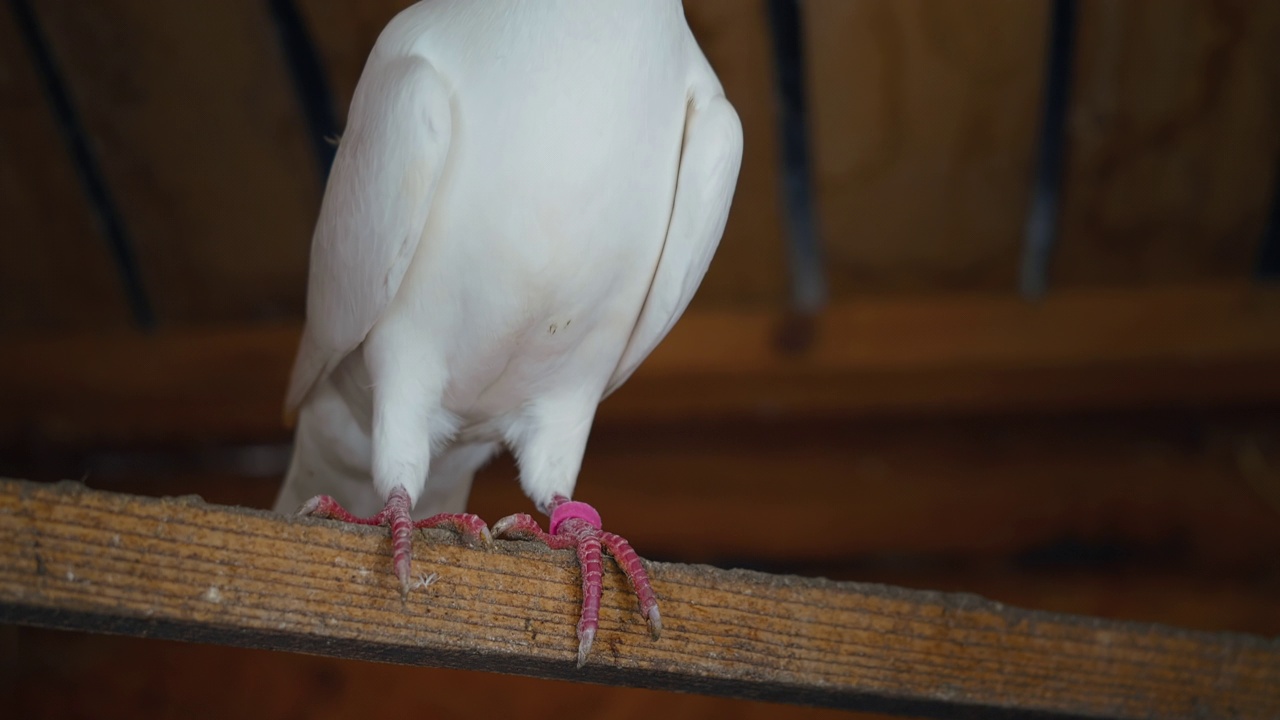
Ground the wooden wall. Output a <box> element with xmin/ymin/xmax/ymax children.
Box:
<box><xmin>1</xmin><ymin>0</ymin><xmax>1275</xmax><ymax>332</ymax></box>
<box><xmin>1056</xmin><ymin>0</ymin><xmax>1280</xmax><ymax>287</ymax></box>
<box><xmin>0</xmin><ymin>6</ymin><xmax>129</xmax><ymax>330</ymax></box>
<box><xmin>803</xmin><ymin>0</ymin><xmax>1049</xmax><ymax>294</ymax></box>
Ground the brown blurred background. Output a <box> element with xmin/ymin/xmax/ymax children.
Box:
<box><xmin>2</xmin><ymin>0</ymin><xmax>1279</xmax><ymax>718</ymax></box>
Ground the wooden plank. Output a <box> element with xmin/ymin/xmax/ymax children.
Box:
<box><xmin>29</xmin><ymin>413</ymin><xmax>1277</xmax><ymax>656</ymax></box>
<box><xmin>802</xmin><ymin>0</ymin><xmax>1049</xmax><ymax>296</ymax></box>
<box><xmin>2</xmin><ymin>479</ymin><xmax>1277</xmax><ymax>718</ymax></box>
<box><xmin>866</xmin><ymin>568</ymin><xmax>1280</xmax><ymax>641</ymax></box>
<box><xmin>1</xmin><ymin>284</ymin><xmax>1277</xmax><ymax>447</ymax></box>
<box><xmin>28</xmin><ymin>0</ymin><xmax>320</xmax><ymax>324</ymax></box>
<box><xmin>0</xmin><ymin>6</ymin><xmax>130</xmax><ymax>331</ymax></box>
<box><xmin>10</xmin><ymin>567</ymin><xmax>1280</xmax><ymax>720</ymax></box>
<box><xmin>49</xmin><ymin>410</ymin><xmax>1280</xmax><ymax>581</ymax></box>
<box><xmin>1056</xmin><ymin>0</ymin><xmax>1280</xmax><ymax>287</ymax></box>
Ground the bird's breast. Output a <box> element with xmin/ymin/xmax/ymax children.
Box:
<box><xmin>365</xmin><ymin>0</ymin><xmax>696</xmax><ymax>431</ymax></box>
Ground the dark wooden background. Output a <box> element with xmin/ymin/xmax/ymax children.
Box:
<box><xmin>2</xmin><ymin>1</ymin><xmax>1279</xmax><ymax>718</ymax></box>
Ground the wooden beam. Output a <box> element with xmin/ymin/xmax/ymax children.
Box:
<box><xmin>3</xmin><ymin>284</ymin><xmax>1280</xmax><ymax>447</ymax></box>
<box><xmin>19</xmin><ymin>411</ymin><xmax>1280</xmax><ymax>641</ymax></box>
<box><xmin>56</xmin><ymin>411</ymin><xmax>1280</xmax><ymax>575</ymax></box>
<box><xmin>2</xmin><ymin>479</ymin><xmax>1277</xmax><ymax>719</ymax></box>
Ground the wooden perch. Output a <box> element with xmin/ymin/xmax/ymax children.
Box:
<box><xmin>1</xmin><ymin>479</ymin><xmax>1276</xmax><ymax>719</ymax></box>
<box><xmin>4</xmin><ymin>284</ymin><xmax>1280</xmax><ymax>447</ymax></box>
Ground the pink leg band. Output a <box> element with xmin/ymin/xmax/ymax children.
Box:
<box><xmin>549</xmin><ymin>500</ymin><xmax>602</xmax><ymax>534</ymax></box>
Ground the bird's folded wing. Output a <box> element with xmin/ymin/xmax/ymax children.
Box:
<box><xmin>285</xmin><ymin>55</ymin><xmax>453</xmax><ymax>415</ymax></box>
<box><xmin>604</xmin><ymin>92</ymin><xmax>744</xmax><ymax>397</ymax></box>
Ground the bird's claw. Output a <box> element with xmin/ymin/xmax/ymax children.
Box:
<box><xmin>491</xmin><ymin>513</ymin><xmax>519</xmax><ymax>538</ymax></box>
<box><xmin>394</xmin><ymin>554</ymin><xmax>413</xmax><ymax>599</ymax></box>
<box><xmin>647</xmin><ymin>604</ymin><xmax>662</xmax><ymax>640</ymax></box>
<box><xmin>414</xmin><ymin>511</ymin><xmax>493</xmax><ymax>549</ymax></box>
<box><xmin>491</xmin><ymin>513</ymin><xmax>552</xmax><ymax>543</ymax></box>
<box><xmin>577</xmin><ymin>626</ymin><xmax>596</xmax><ymax>669</ymax></box>
<box><xmin>495</xmin><ymin>501</ymin><xmax>659</xmax><ymax>666</ymax></box>
<box><xmin>298</xmin><ymin>487</ymin><xmax>491</xmax><ymax>600</ymax></box>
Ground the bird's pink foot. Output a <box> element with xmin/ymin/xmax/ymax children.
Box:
<box><xmin>493</xmin><ymin>497</ymin><xmax>660</xmax><ymax>667</ymax></box>
<box><xmin>300</xmin><ymin>486</ymin><xmax>492</xmax><ymax>598</ymax></box>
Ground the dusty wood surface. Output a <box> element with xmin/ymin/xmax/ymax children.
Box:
<box><xmin>40</xmin><ymin>412</ymin><xmax>1280</xmax><ymax>577</ymax></box>
<box><xmin>14</xmin><ymin>412</ymin><xmax>1280</xmax><ymax>643</ymax></box>
<box><xmin>3</xmin><ymin>284</ymin><xmax>1279</xmax><ymax>446</ymax></box>
<box><xmin>1</xmin><ymin>480</ymin><xmax>1277</xmax><ymax>719</ymax></box>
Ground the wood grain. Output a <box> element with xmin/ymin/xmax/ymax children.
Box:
<box><xmin>1056</xmin><ymin>0</ymin><xmax>1280</xmax><ymax>287</ymax></box>
<box><xmin>802</xmin><ymin>0</ymin><xmax>1049</xmax><ymax>296</ymax></box>
<box><xmin>2</xmin><ymin>284</ymin><xmax>1277</xmax><ymax>447</ymax></box>
<box><xmin>2</xmin><ymin>479</ymin><xmax>1277</xmax><ymax>718</ymax></box>
<box><xmin>0</xmin><ymin>6</ymin><xmax>129</xmax><ymax>331</ymax></box>
<box><xmin>27</xmin><ymin>0</ymin><xmax>320</xmax><ymax>324</ymax></box>
<box><xmin>42</xmin><ymin>411</ymin><xmax>1280</xmax><ymax>638</ymax></box>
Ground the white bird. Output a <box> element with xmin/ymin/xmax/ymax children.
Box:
<box><xmin>273</xmin><ymin>0</ymin><xmax>742</xmax><ymax>666</ymax></box>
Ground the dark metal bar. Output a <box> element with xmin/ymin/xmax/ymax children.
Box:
<box><xmin>1019</xmin><ymin>0</ymin><xmax>1079</xmax><ymax>299</ymax></box>
<box><xmin>266</xmin><ymin>0</ymin><xmax>340</xmax><ymax>181</ymax></box>
<box><xmin>765</xmin><ymin>0</ymin><xmax>826</xmax><ymax>315</ymax></box>
<box><xmin>8</xmin><ymin>0</ymin><xmax>156</xmax><ymax>328</ymax></box>
<box><xmin>1257</xmin><ymin>160</ymin><xmax>1280</xmax><ymax>280</ymax></box>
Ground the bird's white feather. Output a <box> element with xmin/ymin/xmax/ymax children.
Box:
<box><xmin>606</xmin><ymin>94</ymin><xmax>743</xmax><ymax>396</ymax></box>
<box><xmin>276</xmin><ymin>0</ymin><xmax>741</xmax><ymax>516</ymax></box>
<box><xmin>285</xmin><ymin>53</ymin><xmax>452</xmax><ymax>413</ymax></box>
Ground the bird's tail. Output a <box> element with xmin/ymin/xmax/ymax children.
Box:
<box><xmin>273</xmin><ymin>370</ymin><xmax>384</xmax><ymax>517</ymax></box>
<box><xmin>273</xmin><ymin>358</ymin><xmax>500</xmax><ymax>519</ymax></box>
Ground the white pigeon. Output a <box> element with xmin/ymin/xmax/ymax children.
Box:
<box><xmin>273</xmin><ymin>0</ymin><xmax>742</xmax><ymax>666</ymax></box>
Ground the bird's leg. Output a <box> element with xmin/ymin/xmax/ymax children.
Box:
<box><xmin>300</xmin><ymin>485</ymin><xmax>491</xmax><ymax>598</ymax></box>
<box><xmin>493</xmin><ymin>496</ymin><xmax>660</xmax><ymax>666</ymax></box>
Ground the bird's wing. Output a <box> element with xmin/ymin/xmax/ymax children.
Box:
<box><xmin>604</xmin><ymin>90</ymin><xmax>743</xmax><ymax>397</ymax></box>
<box><xmin>285</xmin><ymin>55</ymin><xmax>452</xmax><ymax>416</ymax></box>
